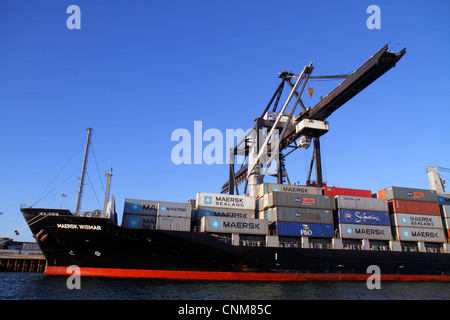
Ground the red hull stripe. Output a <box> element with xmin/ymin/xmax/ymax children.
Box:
<box><xmin>46</xmin><ymin>266</ymin><xmax>450</xmax><ymax>282</ymax></box>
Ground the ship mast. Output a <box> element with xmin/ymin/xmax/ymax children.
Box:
<box><xmin>103</xmin><ymin>168</ymin><xmax>113</xmax><ymax>214</ymax></box>
<box><xmin>75</xmin><ymin>127</ymin><xmax>92</xmax><ymax>215</ymax></box>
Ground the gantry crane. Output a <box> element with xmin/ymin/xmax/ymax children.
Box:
<box><xmin>222</xmin><ymin>44</ymin><xmax>406</xmax><ymax>197</ymax></box>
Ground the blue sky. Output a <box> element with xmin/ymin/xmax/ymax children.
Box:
<box><xmin>1</xmin><ymin>0</ymin><xmax>449</xmax><ymax>242</ymax></box>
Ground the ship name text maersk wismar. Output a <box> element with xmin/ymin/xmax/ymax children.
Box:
<box><xmin>20</xmin><ymin>45</ymin><xmax>450</xmax><ymax>281</ymax></box>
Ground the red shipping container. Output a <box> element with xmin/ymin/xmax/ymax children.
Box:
<box><xmin>322</xmin><ymin>187</ymin><xmax>372</xmax><ymax>198</ymax></box>
<box><xmin>388</xmin><ymin>199</ymin><xmax>440</xmax><ymax>216</ymax></box>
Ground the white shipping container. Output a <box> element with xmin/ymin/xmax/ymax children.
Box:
<box><xmin>201</xmin><ymin>216</ymin><xmax>268</xmax><ymax>235</ymax></box>
<box><xmin>157</xmin><ymin>201</ymin><xmax>192</xmax><ymax>218</ymax></box>
<box><xmin>390</xmin><ymin>213</ymin><xmax>443</xmax><ymax>229</ymax></box>
<box><xmin>336</xmin><ymin>195</ymin><xmax>388</xmax><ymax>212</ymax></box>
<box><xmin>339</xmin><ymin>224</ymin><xmax>392</xmax><ymax>240</ymax></box>
<box><xmin>196</xmin><ymin>192</ymin><xmax>255</xmax><ymax>210</ymax></box>
<box><xmin>394</xmin><ymin>227</ymin><xmax>445</xmax><ymax>243</ymax></box>
<box><xmin>157</xmin><ymin>216</ymin><xmax>191</xmax><ymax>232</ymax></box>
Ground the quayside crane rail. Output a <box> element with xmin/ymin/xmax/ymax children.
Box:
<box><xmin>222</xmin><ymin>44</ymin><xmax>406</xmax><ymax>197</ymax></box>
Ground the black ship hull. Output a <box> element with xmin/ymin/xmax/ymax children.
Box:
<box><xmin>22</xmin><ymin>208</ymin><xmax>450</xmax><ymax>281</ymax></box>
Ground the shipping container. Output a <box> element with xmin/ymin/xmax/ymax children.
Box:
<box><xmin>440</xmin><ymin>205</ymin><xmax>450</xmax><ymax>219</ymax></box>
<box><xmin>124</xmin><ymin>198</ymin><xmax>158</xmax><ymax>215</ymax></box>
<box><xmin>390</xmin><ymin>213</ymin><xmax>443</xmax><ymax>229</ymax></box>
<box><xmin>196</xmin><ymin>192</ymin><xmax>255</xmax><ymax>210</ymax></box>
<box><xmin>157</xmin><ymin>216</ymin><xmax>191</xmax><ymax>232</ymax></box>
<box><xmin>393</xmin><ymin>226</ymin><xmax>445</xmax><ymax>243</ymax></box>
<box><xmin>122</xmin><ymin>214</ymin><xmax>157</xmax><ymax>229</ymax></box>
<box><xmin>377</xmin><ymin>186</ymin><xmax>438</xmax><ymax>203</ymax></box>
<box><xmin>258</xmin><ymin>210</ymin><xmax>267</xmax><ymax>220</ymax></box>
<box><xmin>200</xmin><ymin>216</ymin><xmax>268</xmax><ymax>235</ymax></box>
<box><xmin>257</xmin><ymin>183</ymin><xmax>320</xmax><ymax>197</ymax></box>
<box><xmin>438</xmin><ymin>195</ymin><xmax>450</xmax><ymax>205</ymax></box>
<box><xmin>442</xmin><ymin>217</ymin><xmax>450</xmax><ymax>230</ymax></box>
<box><xmin>194</xmin><ymin>206</ymin><xmax>255</xmax><ymax>221</ymax></box>
<box><xmin>157</xmin><ymin>201</ymin><xmax>192</xmax><ymax>218</ymax></box>
<box><xmin>335</xmin><ymin>195</ymin><xmax>388</xmax><ymax>212</ymax></box>
<box><xmin>273</xmin><ymin>222</ymin><xmax>333</xmax><ymax>238</ymax></box>
<box><xmin>322</xmin><ymin>187</ymin><xmax>372</xmax><ymax>198</ymax></box>
<box><xmin>388</xmin><ymin>200</ymin><xmax>441</xmax><ymax>216</ymax></box>
<box><xmin>263</xmin><ymin>192</ymin><xmax>333</xmax><ymax>210</ymax></box>
<box><xmin>266</xmin><ymin>206</ymin><xmax>333</xmax><ymax>224</ymax></box>
<box><xmin>124</xmin><ymin>198</ymin><xmax>191</xmax><ymax>217</ymax></box>
<box><xmin>336</xmin><ymin>209</ymin><xmax>390</xmax><ymax>226</ymax></box>
<box><xmin>339</xmin><ymin>224</ymin><xmax>392</xmax><ymax>240</ymax></box>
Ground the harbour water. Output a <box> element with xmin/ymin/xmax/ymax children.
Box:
<box><xmin>1</xmin><ymin>272</ymin><xmax>449</xmax><ymax>300</ymax></box>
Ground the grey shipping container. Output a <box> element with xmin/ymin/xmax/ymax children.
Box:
<box><xmin>194</xmin><ymin>206</ymin><xmax>255</xmax><ymax>221</ymax></box>
<box><xmin>157</xmin><ymin>201</ymin><xmax>192</xmax><ymax>218</ymax></box>
<box><xmin>263</xmin><ymin>192</ymin><xmax>333</xmax><ymax>210</ymax></box>
<box><xmin>394</xmin><ymin>226</ymin><xmax>445</xmax><ymax>243</ymax></box>
<box><xmin>124</xmin><ymin>198</ymin><xmax>158</xmax><ymax>215</ymax></box>
<box><xmin>339</xmin><ymin>224</ymin><xmax>392</xmax><ymax>240</ymax></box>
<box><xmin>157</xmin><ymin>216</ymin><xmax>191</xmax><ymax>232</ymax></box>
<box><xmin>390</xmin><ymin>213</ymin><xmax>443</xmax><ymax>229</ymax></box>
<box><xmin>379</xmin><ymin>187</ymin><xmax>438</xmax><ymax>203</ymax></box>
<box><xmin>124</xmin><ymin>198</ymin><xmax>191</xmax><ymax>217</ymax></box>
<box><xmin>122</xmin><ymin>213</ymin><xmax>157</xmax><ymax>229</ymax></box>
<box><xmin>257</xmin><ymin>183</ymin><xmax>320</xmax><ymax>197</ymax></box>
<box><xmin>336</xmin><ymin>195</ymin><xmax>388</xmax><ymax>212</ymax></box>
<box><xmin>266</xmin><ymin>206</ymin><xmax>333</xmax><ymax>224</ymax></box>
<box><xmin>201</xmin><ymin>216</ymin><xmax>268</xmax><ymax>235</ymax></box>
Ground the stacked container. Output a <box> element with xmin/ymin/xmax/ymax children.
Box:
<box><xmin>195</xmin><ymin>192</ymin><xmax>264</xmax><ymax>235</ymax></box>
<box><xmin>194</xmin><ymin>192</ymin><xmax>255</xmax><ymax>222</ymax></box>
<box><xmin>377</xmin><ymin>187</ymin><xmax>445</xmax><ymax>243</ymax></box>
<box><xmin>260</xmin><ymin>188</ymin><xmax>334</xmax><ymax>239</ymax></box>
<box><xmin>122</xmin><ymin>198</ymin><xmax>192</xmax><ymax>231</ymax></box>
<box><xmin>335</xmin><ymin>195</ymin><xmax>391</xmax><ymax>241</ymax></box>
<box><xmin>256</xmin><ymin>183</ymin><xmax>320</xmax><ymax>219</ymax></box>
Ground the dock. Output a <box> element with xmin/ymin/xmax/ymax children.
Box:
<box><xmin>0</xmin><ymin>253</ymin><xmax>46</xmax><ymax>273</ymax></box>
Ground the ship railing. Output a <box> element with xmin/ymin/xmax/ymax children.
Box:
<box><xmin>343</xmin><ymin>244</ymin><xmax>363</xmax><ymax>250</ymax></box>
<box><xmin>402</xmin><ymin>246</ymin><xmax>418</xmax><ymax>253</ymax></box>
<box><xmin>280</xmin><ymin>241</ymin><xmax>300</xmax><ymax>248</ymax></box>
<box><xmin>239</xmin><ymin>240</ymin><xmax>266</xmax><ymax>247</ymax></box>
<box><xmin>369</xmin><ymin>245</ymin><xmax>390</xmax><ymax>251</ymax></box>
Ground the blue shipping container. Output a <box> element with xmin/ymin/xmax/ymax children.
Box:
<box><xmin>337</xmin><ymin>209</ymin><xmax>390</xmax><ymax>226</ymax></box>
<box><xmin>438</xmin><ymin>195</ymin><xmax>450</xmax><ymax>205</ymax></box>
<box><xmin>275</xmin><ymin>222</ymin><xmax>333</xmax><ymax>238</ymax></box>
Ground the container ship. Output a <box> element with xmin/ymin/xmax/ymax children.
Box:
<box><xmin>21</xmin><ymin>44</ymin><xmax>450</xmax><ymax>281</ymax></box>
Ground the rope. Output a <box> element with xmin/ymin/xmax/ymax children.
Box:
<box><xmin>32</xmin><ymin>168</ymin><xmax>79</xmax><ymax>207</ymax></box>
<box><xmin>90</xmin><ymin>142</ymin><xmax>106</xmax><ymax>197</ymax></box>
<box><xmin>87</xmin><ymin>172</ymin><xmax>102</xmax><ymax>210</ymax></box>
<box><xmin>0</xmin><ymin>214</ymin><xmax>48</xmax><ymax>244</ymax></box>
<box><xmin>32</xmin><ymin>141</ymin><xmax>84</xmax><ymax>207</ymax></box>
